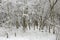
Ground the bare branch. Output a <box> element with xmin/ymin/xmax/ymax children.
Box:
<box><xmin>51</xmin><ymin>0</ymin><xmax>58</xmax><ymax>10</ymax></box>
<box><xmin>49</xmin><ymin>0</ymin><xmax>58</xmax><ymax>10</ymax></box>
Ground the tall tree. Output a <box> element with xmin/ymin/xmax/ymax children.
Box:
<box><xmin>49</xmin><ymin>0</ymin><xmax>58</xmax><ymax>34</ymax></box>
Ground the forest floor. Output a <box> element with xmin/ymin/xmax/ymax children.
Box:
<box><xmin>0</xmin><ymin>27</ymin><xmax>56</xmax><ymax>40</ymax></box>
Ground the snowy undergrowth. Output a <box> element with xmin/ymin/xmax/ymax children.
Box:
<box><xmin>0</xmin><ymin>27</ymin><xmax>56</xmax><ymax>40</ymax></box>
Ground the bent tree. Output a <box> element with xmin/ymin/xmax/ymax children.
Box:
<box><xmin>49</xmin><ymin>0</ymin><xmax>58</xmax><ymax>34</ymax></box>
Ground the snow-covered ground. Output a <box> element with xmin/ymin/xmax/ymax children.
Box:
<box><xmin>0</xmin><ymin>27</ymin><xmax>56</xmax><ymax>40</ymax></box>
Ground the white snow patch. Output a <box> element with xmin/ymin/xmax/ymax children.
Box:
<box><xmin>0</xmin><ymin>27</ymin><xmax>56</xmax><ymax>40</ymax></box>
